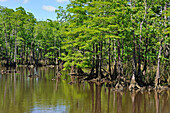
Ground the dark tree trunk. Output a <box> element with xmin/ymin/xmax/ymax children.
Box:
<box><xmin>44</xmin><ymin>48</ymin><xmax>47</xmax><ymax>65</ymax></box>
<box><xmin>118</xmin><ymin>39</ymin><xmax>121</xmax><ymax>77</ymax></box>
<box><xmin>4</xmin><ymin>24</ymin><xmax>9</xmax><ymax>65</ymax></box>
<box><xmin>113</xmin><ymin>40</ymin><xmax>117</xmax><ymax>80</ymax></box>
<box><xmin>26</xmin><ymin>46</ymin><xmax>28</xmax><ymax>64</ymax></box>
<box><xmin>23</xmin><ymin>43</ymin><xmax>25</xmax><ymax>64</ymax></box>
<box><xmin>96</xmin><ymin>44</ymin><xmax>99</xmax><ymax>78</ymax></box>
<box><xmin>138</xmin><ymin>27</ymin><xmax>142</xmax><ymax>78</ymax></box>
<box><xmin>58</xmin><ymin>40</ymin><xmax>61</xmax><ymax>60</ymax></box>
<box><xmin>129</xmin><ymin>29</ymin><xmax>141</xmax><ymax>90</ymax></box>
<box><xmin>33</xmin><ymin>43</ymin><xmax>35</xmax><ymax>64</ymax></box>
<box><xmin>132</xmin><ymin>30</ymin><xmax>136</xmax><ymax>80</ymax></box>
<box><xmin>90</xmin><ymin>43</ymin><xmax>95</xmax><ymax>78</ymax></box>
<box><xmin>10</xmin><ymin>30</ymin><xmax>14</xmax><ymax>63</ymax></box>
<box><xmin>138</xmin><ymin>0</ymin><xmax>147</xmax><ymax>82</ymax></box>
<box><xmin>108</xmin><ymin>38</ymin><xmax>111</xmax><ymax>78</ymax></box>
<box><xmin>14</xmin><ymin>28</ymin><xmax>17</xmax><ymax>66</ymax></box>
<box><xmin>121</xmin><ymin>39</ymin><xmax>124</xmax><ymax>76</ymax></box>
<box><xmin>30</xmin><ymin>41</ymin><xmax>33</xmax><ymax>65</ymax></box>
<box><xmin>142</xmin><ymin>37</ymin><xmax>148</xmax><ymax>76</ymax></box>
<box><xmin>95</xmin><ymin>84</ymin><xmax>101</xmax><ymax>113</ymax></box>
<box><xmin>99</xmin><ymin>41</ymin><xmax>104</xmax><ymax>78</ymax></box>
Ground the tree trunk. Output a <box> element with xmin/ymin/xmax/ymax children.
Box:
<box><xmin>90</xmin><ymin>43</ymin><xmax>95</xmax><ymax>78</ymax></box>
<box><xmin>33</xmin><ymin>43</ymin><xmax>35</xmax><ymax>64</ymax></box>
<box><xmin>117</xmin><ymin>39</ymin><xmax>121</xmax><ymax>77</ymax></box>
<box><xmin>108</xmin><ymin>38</ymin><xmax>111</xmax><ymax>78</ymax></box>
<box><xmin>155</xmin><ymin>1</ymin><xmax>167</xmax><ymax>88</ymax></box>
<box><xmin>155</xmin><ymin>39</ymin><xmax>163</xmax><ymax>88</ymax></box>
<box><xmin>23</xmin><ymin>43</ymin><xmax>25</xmax><ymax>64</ymax></box>
<box><xmin>121</xmin><ymin>39</ymin><xmax>124</xmax><ymax>76</ymax></box>
<box><xmin>113</xmin><ymin>40</ymin><xmax>117</xmax><ymax>80</ymax></box>
<box><xmin>138</xmin><ymin>0</ymin><xmax>147</xmax><ymax>81</ymax></box>
<box><xmin>129</xmin><ymin>0</ymin><xmax>141</xmax><ymax>90</ymax></box>
<box><xmin>99</xmin><ymin>41</ymin><xmax>104</xmax><ymax>78</ymax></box>
<box><xmin>3</xmin><ymin>24</ymin><xmax>9</xmax><ymax>65</ymax></box>
<box><xmin>155</xmin><ymin>37</ymin><xmax>163</xmax><ymax>88</ymax></box>
<box><xmin>59</xmin><ymin>40</ymin><xmax>61</xmax><ymax>58</ymax></box>
<box><xmin>132</xmin><ymin>30</ymin><xmax>136</xmax><ymax>80</ymax></box>
<box><xmin>129</xmin><ymin>29</ymin><xmax>141</xmax><ymax>90</ymax></box>
<box><xmin>96</xmin><ymin>44</ymin><xmax>99</xmax><ymax>78</ymax></box>
<box><xmin>14</xmin><ymin>28</ymin><xmax>17</xmax><ymax>66</ymax></box>
<box><xmin>142</xmin><ymin>37</ymin><xmax>148</xmax><ymax>76</ymax></box>
<box><xmin>30</xmin><ymin>41</ymin><xmax>33</xmax><ymax>65</ymax></box>
<box><xmin>26</xmin><ymin>46</ymin><xmax>28</xmax><ymax>64</ymax></box>
<box><xmin>163</xmin><ymin>2</ymin><xmax>168</xmax><ymax>82</ymax></box>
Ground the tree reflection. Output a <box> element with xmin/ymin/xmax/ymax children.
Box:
<box><xmin>95</xmin><ymin>84</ymin><xmax>101</xmax><ymax>113</ymax></box>
<box><xmin>154</xmin><ymin>91</ymin><xmax>160</xmax><ymax>113</ymax></box>
<box><xmin>89</xmin><ymin>82</ymin><xmax>94</xmax><ymax>113</ymax></box>
<box><xmin>107</xmin><ymin>87</ymin><xmax>110</xmax><ymax>113</ymax></box>
<box><xmin>130</xmin><ymin>90</ymin><xmax>140</xmax><ymax>113</ymax></box>
<box><xmin>117</xmin><ymin>92</ymin><xmax>122</xmax><ymax>113</ymax></box>
<box><xmin>0</xmin><ymin>67</ymin><xmax>170</xmax><ymax>113</ymax></box>
<box><xmin>55</xmin><ymin>75</ymin><xmax>60</xmax><ymax>91</ymax></box>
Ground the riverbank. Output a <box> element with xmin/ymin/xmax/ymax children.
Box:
<box><xmin>0</xmin><ymin>65</ymin><xmax>169</xmax><ymax>92</ymax></box>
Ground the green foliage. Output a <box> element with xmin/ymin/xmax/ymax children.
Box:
<box><xmin>0</xmin><ymin>0</ymin><xmax>169</xmax><ymax>83</ymax></box>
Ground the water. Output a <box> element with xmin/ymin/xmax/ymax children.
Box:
<box><xmin>0</xmin><ymin>67</ymin><xmax>169</xmax><ymax>113</ymax></box>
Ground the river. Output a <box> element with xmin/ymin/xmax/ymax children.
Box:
<box><xmin>0</xmin><ymin>67</ymin><xmax>169</xmax><ymax>113</ymax></box>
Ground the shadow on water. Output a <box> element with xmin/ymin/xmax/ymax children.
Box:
<box><xmin>0</xmin><ymin>67</ymin><xmax>169</xmax><ymax>113</ymax></box>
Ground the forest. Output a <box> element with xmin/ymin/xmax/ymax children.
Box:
<box><xmin>0</xmin><ymin>0</ymin><xmax>169</xmax><ymax>90</ymax></box>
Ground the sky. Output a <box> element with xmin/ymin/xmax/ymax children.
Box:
<box><xmin>0</xmin><ymin>0</ymin><xmax>70</xmax><ymax>21</ymax></box>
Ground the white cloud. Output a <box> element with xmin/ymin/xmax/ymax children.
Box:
<box><xmin>42</xmin><ymin>5</ymin><xmax>56</xmax><ymax>12</ymax></box>
<box><xmin>0</xmin><ymin>0</ymin><xmax>7</xmax><ymax>2</ymax></box>
<box><xmin>56</xmin><ymin>0</ymin><xmax>69</xmax><ymax>3</ymax></box>
<box><xmin>23</xmin><ymin>0</ymin><xmax>29</xmax><ymax>4</ymax></box>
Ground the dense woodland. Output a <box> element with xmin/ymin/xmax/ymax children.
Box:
<box><xmin>0</xmin><ymin>0</ymin><xmax>169</xmax><ymax>89</ymax></box>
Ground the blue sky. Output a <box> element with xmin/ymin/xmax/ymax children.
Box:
<box><xmin>0</xmin><ymin>0</ymin><xmax>70</xmax><ymax>21</ymax></box>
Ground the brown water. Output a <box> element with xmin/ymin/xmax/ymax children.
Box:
<box><xmin>0</xmin><ymin>67</ymin><xmax>169</xmax><ymax>113</ymax></box>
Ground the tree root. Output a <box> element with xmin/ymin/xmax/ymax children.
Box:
<box><xmin>115</xmin><ymin>82</ymin><xmax>123</xmax><ymax>90</ymax></box>
<box><xmin>129</xmin><ymin>74</ymin><xmax>141</xmax><ymax>91</ymax></box>
<box><xmin>113</xmin><ymin>75</ymin><xmax>127</xmax><ymax>90</ymax></box>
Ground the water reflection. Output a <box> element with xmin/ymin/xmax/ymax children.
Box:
<box><xmin>155</xmin><ymin>91</ymin><xmax>160</xmax><ymax>113</ymax></box>
<box><xmin>107</xmin><ymin>87</ymin><xmax>110</xmax><ymax>113</ymax></box>
<box><xmin>89</xmin><ymin>83</ymin><xmax>94</xmax><ymax>113</ymax></box>
<box><xmin>95</xmin><ymin>84</ymin><xmax>101</xmax><ymax>113</ymax></box>
<box><xmin>117</xmin><ymin>92</ymin><xmax>122</xmax><ymax>113</ymax></box>
<box><xmin>0</xmin><ymin>67</ymin><xmax>169</xmax><ymax>113</ymax></box>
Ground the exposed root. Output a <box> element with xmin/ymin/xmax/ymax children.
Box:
<box><xmin>115</xmin><ymin>82</ymin><xmax>123</xmax><ymax>90</ymax></box>
<box><xmin>69</xmin><ymin>67</ymin><xmax>88</xmax><ymax>76</ymax></box>
<box><xmin>129</xmin><ymin>74</ymin><xmax>141</xmax><ymax>91</ymax></box>
<box><xmin>113</xmin><ymin>75</ymin><xmax>127</xmax><ymax>90</ymax></box>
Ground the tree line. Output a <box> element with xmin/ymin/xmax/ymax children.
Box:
<box><xmin>0</xmin><ymin>0</ymin><xmax>169</xmax><ymax>88</ymax></box>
